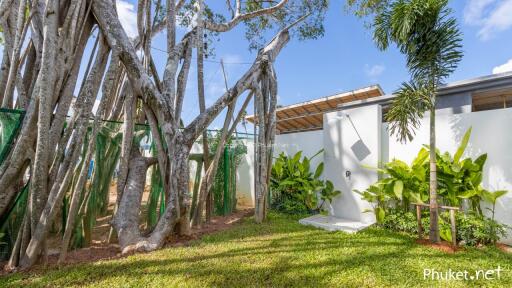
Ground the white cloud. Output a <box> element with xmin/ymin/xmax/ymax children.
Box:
<box><xmin>464</xmin><ymin>0</ymin><xmax>495</xmax><ymax>24</ymax></box>
<box><xmin>364</xmin><ymin>64</ymin><xmax>385</xmax><ymax>78</ymax></box>
<box><xmin>464</xmin><ymin>0</ymin><xmax>512</xmax><ymax>40</ymax></box>
<box><xmin>116</xmin><ymin>0</ymin><xmax>138</xmax><ymax>39</ymax></box>
<box><xmin>492</xmin><ymin>59</ymin><xmax>512</xmax><ymax>74</ymax></box>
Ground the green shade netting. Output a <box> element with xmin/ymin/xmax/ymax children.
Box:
<box><xmin>0</xmin><ymin>108</ymin><xmax>24</xmax><ymax>165</ymax></box>
<box><xmin>146</xmin><ymin>130</ymin><xmax>165</xmax><ymax>229</ymax></box>
<box><xmin>72</xmin><ymin>121</ymin><xmax>154</xmax><ymax>247</ymax></box>
<box><xmin>208</xmin><ymin>132</ymin><xmax>248</xmax><ymax>216</ymax></box>
<box><xmin>0</xmin><ymin>108</ymin><xmax>248</xmax><ymax>256</ymax></box>
<box><xmin>0</xmin><ymin>109</ymin><xmax>26</xmax><ymax>260</ymax></box>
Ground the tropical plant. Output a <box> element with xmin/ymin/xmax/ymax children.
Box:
<box><xmin>370</xmin><ymin>0</ymin><xmax>463</xmax><ymax>242</ymax></box>
<box><xmin>355</xmin><ymin>184</ymin><xmax>390</xmax><ymax>223</ymax></box>
<box><xmin>270</xmin><ymin>150</ymin><xmax>341</xmax><ymax>214</ymax></box>
<box><xmin>358</xmin><ymin>128</ymin><xmax>508</xmax><ymax>225</ymax></box>
<box><xmin>481</xmin><ymin>190</ymin><xmax>508</xmax><ymax>221</ymax></box>
<box><xmin>430</xmin><ymin>127</ymin><xmax>485</xmax><ymax>209</ymax></box>
<box><xmin>480</xmin><ymin>190</ymin><xmax>508</xmax><ymax>243</ymax></box>
<box><xmin>356</xmin><ymin>147</ymin><xmax>430</xmax><ymax>222</ymax></box>
<box><xmin>381</xmin><ymin>209</ymin><xmax>508</xmax><ymax>246</ymax></box>
<box><xmin>319</xmin><ymin>180</ymin><xmax>342</xmax><ymax>208</ymax></box>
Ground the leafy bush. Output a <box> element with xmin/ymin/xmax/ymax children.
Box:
<box><xmin>357</xmin><ymin>127</ymin><xmax>507</xmax><ymax>222</ymax></box>
<box><xmin>355</xmin><ymin>148</ymin><xmax>429</xmax><ymax>222</ymax></box>
<box><xmin>381</xmin><ymin>209</ymin><xmax>418</xmax><ymax>235</ymax></box>
<box><xmin>381</xmin><ymin>209</ymin><xmax>508</xmax><ymax>246</ymax></box>
<box><xmin>270</xmin><ymin>150</ymin><xmax>341</xmax><ymax>214</ymax></box>
<box><xmin>455</xmin><ymin>213</ymin><xmax>508</xmax><ymax>246</ymax></box>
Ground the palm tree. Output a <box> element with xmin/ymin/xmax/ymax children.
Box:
<box><xmin>372</xmin><ymin>0</ymin><xmax>463</xmax><ymax>242</ymax></box>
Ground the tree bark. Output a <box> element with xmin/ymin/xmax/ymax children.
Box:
<box><xmin>19</xmin><ymin>35</ymin><xmax>110</xmax><ymax>269</ymax></box>
<box><xmin>29</xmin><ymin>0</ymin><xmax>59</xmax><ymax>241</ymax></box>
<box><xmin>428</xmin><ymin>104</ymin><xmax>440</xmax><ymax>242</ymax></box>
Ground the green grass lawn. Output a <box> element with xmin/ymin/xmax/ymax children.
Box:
<box><xmin>2</xmin><ymin>213</ymin><xmax>511</xmax><ymax>287</ymax></box>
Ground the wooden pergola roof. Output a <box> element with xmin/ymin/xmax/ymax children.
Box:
<box><xmin>245</xmin><ymin>85</ymin><xmax>384</xmax><ymax>134</ymax></box>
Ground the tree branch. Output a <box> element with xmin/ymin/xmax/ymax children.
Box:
<box><xmin>204</xmin><ymin>0</ymin><xmax>288</xmax><ymax>32</ymax></box>
<box><xmin>182</xmin><ymin>28</ymin><xmax>290</xmax><ymax>144</ymax></box>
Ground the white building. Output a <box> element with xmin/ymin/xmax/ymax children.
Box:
<box><xmin>246</xmin><ymin>72</ymin><xmax>512</xmax><ymax>243</ymax></box>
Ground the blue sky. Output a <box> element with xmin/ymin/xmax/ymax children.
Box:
<box><xmin>116</xmin><ymin>0</ymin><xmax>512</xmax><ymax>128</ymax></box>
<box><xmin>6</xmin><ymin>1</ymin><xmax>512</xmax><ymax>129</ymax></box>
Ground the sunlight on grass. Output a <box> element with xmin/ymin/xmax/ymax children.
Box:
<box><xmin>1</xmin><ymin>213</ymin><xmax>511</xmax><ymax>287</ymax></box>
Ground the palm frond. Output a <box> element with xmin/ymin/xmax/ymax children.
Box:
<box><xmin>386</xmin><ymin>81</ymin><xmax>432</xmax><ymax>143</ymax></box>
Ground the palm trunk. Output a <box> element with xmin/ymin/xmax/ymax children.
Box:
<box><xmin>428</xmin><ymin>104</ymin><xmax>440</xmax><ymax>243</ymax></box>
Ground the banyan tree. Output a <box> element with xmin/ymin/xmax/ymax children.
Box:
<box><xmin>0</xmin><ymin>0</ymin><xmax>327</xmax><ymax>270</ymax></box>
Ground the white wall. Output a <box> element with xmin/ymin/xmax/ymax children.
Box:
<box><xmin>274</xmin><ymin>130</ymin><xmax>324</xmax><ymax>169</ymax></box>
<box><xmin>383</xmin><ymin>107</ymin><xmax>512</xmax><ymax>244</ymax></box>
<box><xmin>236</xmin><ymin>140</ymin><xmax>255</xmax><ymax>206</ymax></box>
<box><xmin>323</xmin><ymin>106</ymin><xmax>381</xmax><ymax>223</ymax></box>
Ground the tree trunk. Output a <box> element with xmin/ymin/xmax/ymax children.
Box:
<box><xmin>0</xmin><ymin>0</ymin><xmax>305</xmax><ymax>269</ymax></box>
<box><xmin>428</xmin><ymin>104</ymin><xmax>440</xmax><ymax>243</ymax></box>
<box><xmin>193</xmin><ymin>0</ymin><xmax>212</xmax><ymax>227</ymax></box>
<box><xmin>28</xmin><ymin>0</ymin><xmax>59</xmax><ymax>249</ymax></box>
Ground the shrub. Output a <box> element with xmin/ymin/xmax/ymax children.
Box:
<box><xmin>357</xmin><ymin>127</ymin><xmax>508</xmax><ymax>238</ymax></box>
<box><xmin>381</xmin><ymin>209</ymin><xmax>418</xmax><ymax>235</ymax></box>
<box><xmin>455</xmin><ymin>213</ymin><xmax>508</xmax><ymax>246</ymax></box>
<box><xmin>381</xmin><ymin>209</ymin><xmax>508</xmax><ymax>246</ymax></box>
<box><xmin>270</xmin><ymin>150</ymin><xmax>341</xmax><ymax>214</ymax></box>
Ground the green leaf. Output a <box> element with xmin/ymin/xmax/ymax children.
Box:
<box><xmin>361</xmin><ymin>164</ymin><xmax>387</xmax><ymax>173</ymax></box>
<box><xmin>375</xmin><ymin>207</ymin><xmax>385</xmax><ymax>223</ymax></box>
<box><xmin>454</xmin><ymin>127</ymin><xmax>472</xmax><ymax>163</ymax></box>
<box><xmin>314</xmin><ymin>162</ymin><xmax>324</xmax><ymax>179</ymax></box>
<box><xmin>278</xmin><ymin>180</ymin><xmax>296</xmax><ymax>187</ymax></box>
<box><xmin>474</xmin><ymin>154</ymin><xmax>487</xmax><ymax>170</ymax></box>
<box><xmin>494</xmin><ymin>190</ymin><xmax>508</xmax><ymax>199</ymax></box>
<box><xmin>470</xmin><ymin>172</ymin><xmax>483</xmax><ymax>186</ymax></box>
<box><xmin>412</xmin><ymin>147</ymin><xmax>429</xmax><ymax>167</ymax></box>
<box><xmin>409</xmin><ymin>192</ymin><xmax>423</xmax><ymax>204</ymax></box>
<box><xmin>481</xmin><ymin>190</ymin><xmax>508</xmax><ymax>204</ymax></box>
<box><xmin>440</xmin><ymin>226</ymin><xmax>452</xmax><ymax>243</ymax></box>
<box><xmin>457</xmin><ymin>190</ymin><xmax>477</xmax><ymax>199</ymax></box>
<box><xmin>393</xmin><ymin>180</ymin><xmax>403</xmax><ymax>199</ymax></box>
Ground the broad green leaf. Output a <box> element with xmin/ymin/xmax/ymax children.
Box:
<box><xmin>470</xmin><ymin>172</ymin><xmax>482</xmax><ymax>186</ymax></box>
<box><xmin>454</xmin><ymin>127</ymin><xmax>472</xmax><ymax>163</ymax></box>
<box><xmin>482</xmin><ymin>190</ymin><xmax>508</xmax><ymax>204</ymax></box>
<box><xmin>361</xmin><ymin>164</ymin><xmax>386</xmax><ymax>173</ymax></box>
<box><xmin>438</xmin><ymin>217</ymin><xmax>452</xmax><ymax>243</ymax></box>
<box><xmin>325</xmin><ymin>180</ymin><xmax>334</xmax><ymax>191</ymax></box>
<box><xmin>458</xmin><ymin>190</ymin><xmax>477</xmax><ymax>199</ymax></box>
<box><xmin>292</xmin><ymin>151</ymin><xmax>302</xmax><ymax>163</ymax></box>
<box><xmin>494</xmin><ymin>190</ymin><xmax>508</xmax><ymax>199</ymax></box>
<box><xmin>409</xmin><ymin>192</ymin><xmax>423</xmax><ymax>204</ymax></box>
<box><xmin>314</xmin><ymin>162</ymin><xmax>324</xmax><ymax>179</ymax></box>
<box><xmin>474</xmin><ymin>154</ymin><xmax>487</xmax><ymax>170</ymax></box>
<box><xmin>412</xmin><ymin>147</ymin><xmax>429</xmax><ymax>167</ymax></box>
<box><xmin>440</xmin><ymin>226</ymin><xmax>452</xmax><ymax>243</ymax></box>
<box><xmin>393</xmin><ymin>180</ymin><xmax>403</xmax><ymax>199</ymax></box>
<box><xmin>375</xmin><ymin>207</ymin><xmax>385</xmax><ymax>223</ymax></box>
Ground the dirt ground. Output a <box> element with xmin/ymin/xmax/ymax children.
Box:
<box><xmin>41</xmin><ymin>208</ymin><xmax>254</xmax><ymax>268</ymax></box>
<box><xmin>1</xmin><ymin>182</ymin><xmax>254</xmax><ymax>273</ymax></box>
<box><xmin>415</xmin><ymin>239</ymin><xmax>460</xmax><ymax>253</ymax></box>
